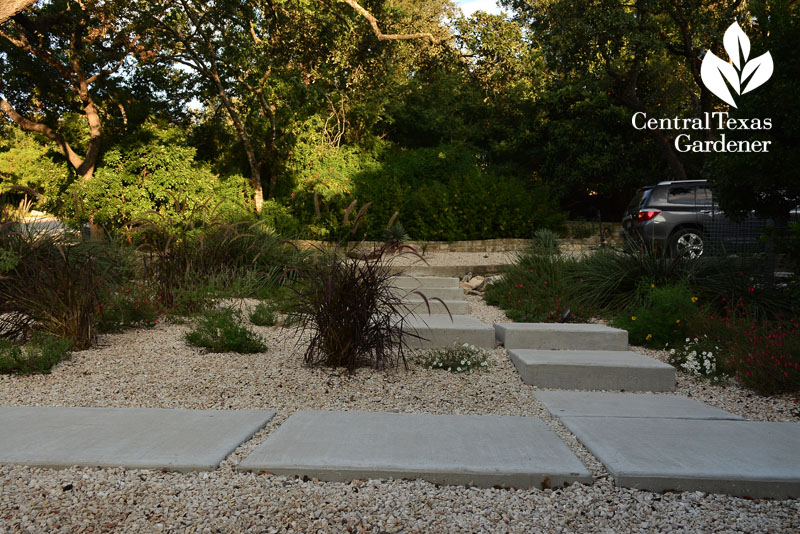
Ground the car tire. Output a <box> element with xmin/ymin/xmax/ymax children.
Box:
<box><xmin>669</xmin><ymin>228</ymin><xmax>705</xmax><ymax>259</ymax></box>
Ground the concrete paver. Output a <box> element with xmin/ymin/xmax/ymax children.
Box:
<box><xmin>560</xmin><ymin>416</ymin><xmax>800</xmax><ymax>499</ymax></box>
<box><xmin>0</xmin><ymin>406</ymin><xmax>275</xmax><ymax>471</ymax></box>
<box><xmin>495</xmin><ymin>322</ymin><xmax>628</xmax><ymax>350</ymax></box>
<box><xmin>508</xmin><ymin>349</ymin><xmax>675</xmax><ymax>391</ymax></box>
<box><xmin>402</xmin><ymin>314</ymin><xmax>495</xmax><ymax>349</ymax></box>
<box><xmin>238</xmin><ymin>410</ymin><xmax>593</xmax><ymax>489</ymax></box>
<box><xmin>535</xmin><ymin>391</ymin><xmax>742</xmax><ymax>420</ymax></box>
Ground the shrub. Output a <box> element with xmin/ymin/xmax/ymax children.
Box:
<box><xmin>185</xmin><ymin>307</ymin><xmax>267</xmax><ymax>353</ymax></box>
<box><xmin>725</xmin><ymin>318</ymin><xmax>800</xmax><ymax>395</ymax></box>
<box><xmin>249</xmin><ymin>301</ymin><xmax>277</xmax><ymax>327</ymax></box>
<box><xmin>0</xmin><ymin>333</ymin><xmax>72</xmax><ymax>375</ymax></box>
<box><xmin>612</xmin><ymin>284</ymin><xmax>698</xmax><ymax>347</ymax></box>
<box><xmin>413</xmin><ymin>343</ymin><xmax>491</xmax><ymax>373</ymax></box>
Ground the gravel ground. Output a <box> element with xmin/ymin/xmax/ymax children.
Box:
<box><xmin>1</xmin><ymin>291</ymin><xmax>798</xmax><ymax>532</ymax></box>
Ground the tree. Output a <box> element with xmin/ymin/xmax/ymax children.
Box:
<box><xmin>0</xmin><ymin>0</ymin><xmax>152</xmax><ymax>181</ymax></box>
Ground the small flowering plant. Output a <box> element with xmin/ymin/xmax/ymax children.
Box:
<box><xmin>667</xmin><ymin>336</ymin><xmax>728</xmax><ymax>383</ymax></box>
<box><xmin>97</xmin><ymin>283</ymin><xmax>164</xmax><ymax>332</ymax></box>
<box><xmin>612</xmin><ymin>283</ymin><xmax>698</xmax><ymax>347</ymax></box>
<box><xmin>413</xmin><ymin>343</ymin><xmax>491</xmax><ymax>374</ymax></box>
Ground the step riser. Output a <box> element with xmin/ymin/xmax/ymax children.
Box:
<box><xmin>392</xmin><ymin>287</ymin><xmax>465</xmax><ymax>301</ymax></box>
<box><xmin>400</xmin><ymin>300</ymin><xmax>469</xmax><ymax>315</ymax></box>
<box><xmin>392</xmin><ymin>276</ymin><xmax>460</xmax><ymax>289</ymax></box>
<box><xmin>402</xmin><ymin>315</ymin><xmax>495</xmax><ymax>349</ymax></box>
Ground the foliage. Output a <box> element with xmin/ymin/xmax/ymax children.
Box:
<box><xmin>413</xmin><ymin>343</ymin><xmax>491</xmax><ymax>374</ymax></box>
<box><xmin>66</xmin><ymin>121</ymin><xmax>251</xmax><ymax>231</ymax></box>
<box><xmin>0</xmin><ymin>332</ymin><xmax>72</xmax><ymax>375</ymax></box>
<box><xmin>288</xmin><ymin>238</ymin><xmax>420</xmax><ymax>372</ymax></box>
<box><xmin>0</xmin><ymin>129</ymin><xmax>70</xmax><ymax>212</ymax></box>
<box><xmin>185</xmin><ymin>307</ymin><xmax>267</xmax><ymax>354</ymax></box>
<box><xmin>249</xmin><ymin>301</ymin><xmax>277</xmax><ymax>327</ymax></box>
<box><xmin>0</xmin><ymin>227</ymin><xmax>124</xmax><ymax>348</ymax></box>
<box><xmin>611</xmin><ymin>284</ymin><xmax>698</xmax><ymax>347</ymax></box>
<box><xmin>484</xmin><ymin>247</ymin><xmax>592</xmax><ymax>323</ymax></box>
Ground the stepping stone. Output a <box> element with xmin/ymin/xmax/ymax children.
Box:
<box><xmin>535</xmin><ymin>391</ymin><xmax>742</xmax><ymax>420</ymax></box>
<box><xmin>508</xmin><ymin>350</ymin><xmax>675</xmax><ymax>392</ymax></box>
<box><xmin>400</xmin><ymin>298</ymin><xmax>469</xmax><ymax>315</ymax></box>
<box><xmin>401</xmin><ymin>314</ymin><xmax>495</xmax><ymax>349</ymax></box>
<box><xmin>238</xmin><ymin>410</ymin><xmax>592</xmax><ymax>489</ymax></box>
<box><xmin>495</xmin><ymin>322</ymin><xmax>628</xmax><ymax>350</ymax></box>
<box><xmin>392</xmin><ymin>286</ymin><xmax>465</xmax><ymax>301</ymax></box>
<box><xmin>559</xmin><ymin>417</ymin><xmax>800</xmax><ymax>499</ymax></box>
<box><xmin>392</xmin><ymin>276</ymin><xmax>460</xmax><ymax>289</ymax></box>
<box><xmin>0</xmin><ymin>406</ymin><xmax>275</xmax><ymax>471</ymax></box>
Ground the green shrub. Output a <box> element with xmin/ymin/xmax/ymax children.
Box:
<box><xmin>413</xmin><ymin>343</ymin><xmax>491</xmax><ymax>373</ymax></box>
<box><xmin>0</xmin><ymin>333</ymin><xmax>72</xmax><ymax>375</ymax></box>
<box><xmin>612</xmin><ymin>284</ymin><xmax>698</xmax><ymax>347</ymax></box>
<box><xmin>249</xmin><ymin>301</ymin><xmax>277</xmax><ymax>327</ymax></box>
<box><xmin>185</xmin><ymin>307</ymin><xmax>267</xmax><ymax>353</ymax></box>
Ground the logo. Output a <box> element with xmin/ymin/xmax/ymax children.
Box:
<box><xmin>700</xmin><ymin>21</ymin><xmax>773</xmax><ymax>108</ymax></box>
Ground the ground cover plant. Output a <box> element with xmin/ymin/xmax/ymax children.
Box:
<box><xmin>413</xmin><ymin>343</ymin><xmax>491</xmax><ymax>374</ymax></box>
<box><xmin>185</xmin><ymin>307</ymin><xmax>267</xmax><ymax>354</ymax></box>
<box><xmin>249</xmin><ymin>301</ymin><xmax>277</xmax><ymax>327</ymax></box>
<box><xmin>0</xmin><ymin>332</ymin><xmax>72</xmax><ymax>375</ymax></box>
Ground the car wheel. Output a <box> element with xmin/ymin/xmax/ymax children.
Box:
<box><xmin>670</xmin><ymin>228</ymin><xmax>705</xmax><ymax>259</ymax></box>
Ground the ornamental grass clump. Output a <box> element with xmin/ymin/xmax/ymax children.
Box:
<box><xmin>413</xmin><ymin>343</ymin><xmax>490</xmax><ymax>373</ymax></box>
<box><xmin>185</xmin><ymin>307</ymin><xmax>267</xmax><ymax>353</ymax></box>
<box><xmin>288</xmin><ymin>204</ymin><xmax>426</xmax><ymax>372</ymax></box>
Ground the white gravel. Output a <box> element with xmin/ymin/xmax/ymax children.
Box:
<box><xmin>1</xmin><ymin>288</ymin><xmax>798</xmax><ymax>532</ymax></box>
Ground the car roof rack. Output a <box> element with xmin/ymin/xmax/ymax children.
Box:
<box><xmin>656</xmin><ymin>179</ymin><xmax>709</xmax><ymax>186</ymax></box>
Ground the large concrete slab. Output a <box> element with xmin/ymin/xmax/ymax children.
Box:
<box><xmin>495</xmin><ymin>322</ymin><xmax>628</xmax><ymax>350</ymax></box>
<box><xmin>392</xmin><ymin>276</ymin><xmax>460</xmax><ymax>289</ymax></box>
<box><xmin>392</xmin><ymin>287</ymin><xmax>465</xmax><ymax>301</ymax></box>
<box><xmin>508</xmin><ymin>350</ymin><xmax>675</xmax><ymax>392</ymax></box>
<box><xmin>560</xmin><ymin>417</ymin><xmax>800</xmax><ymax>499</ymax></box>
<box><xmin>402</xmin><ymin>314</ymin><xmax>495</xmax><ymax>349</ymax></box>
<box><xmin>535</xmin><ymin>391</ymin><xmax>742</xmax><ymax>420</ymax></box>
<box><xmin>239</xmin><ymin>410</ymin><xmax>592</xmax><ymax>489</ymax></box>
<box><xmin>0</xmin><ymin>406</ymin><xmax>275</xmax><ymax>471</ymax></box>
<box><xmin>400</xmin><ymin>298</ymin><xmax>469</xmax><ymax>315</ymax></box>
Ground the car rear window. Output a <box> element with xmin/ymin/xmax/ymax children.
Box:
<box><xmin>627</xmin><ymin>188</ymin><xmax>652</xmax><ymax>213</ymax></box>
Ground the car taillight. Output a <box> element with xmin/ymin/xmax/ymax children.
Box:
<box><xmin>637</xmin><ymin>210</ymin><xmax>661</xmax><ymax>223</ymax></box>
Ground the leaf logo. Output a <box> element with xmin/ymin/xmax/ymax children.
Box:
<box><xmin>700</xmin><ymin>21</ymin><xmax>774</xmax><ymax>108</ymax></box>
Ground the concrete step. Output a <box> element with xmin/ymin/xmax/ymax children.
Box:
<box><xmin>391</xmin><ymin>286</ymin><xmax>465</xmax><ymax>301</ymax></box>
<box><xmin>401</xmin><ymin>314</ymin><xmax>495</xmax><ymax>349</ymax></box>
<box><xmin>560</xmin><ymin>416</ymin><xmax>800</xmax><ymax>499</ymax></box>
<box><xmin>0</xmin><ymin>406</ymin><xmax>275</xmax><ymax>471</ymax></box>
<box><xmin>392</xmin><ymin>276</ymin><xmax>460</xmax><ymax>289</ymax></box>
<box><xmin>508</xmin><ymin>349</ymin><xmax>675</xmax><ymax>392</ymax></box>
<box><xmin>399</xmin><ymin>299</ymin><xmax>469</xmax><ymax>315</ymax></box>
<box><xmin>495</xmin><ymin>322</ymin><xmax>628</xmax><ymax>351</ymax></box>
<box><xmin>238</xmin><ymin>410</ymin><xmax>592</xmax><ymax>489</ymax></box>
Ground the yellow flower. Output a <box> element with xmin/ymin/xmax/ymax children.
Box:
<box><xmin>646</xmin><ymin>334</ymin><xmax>653</xmax><ymax>341</ymax></box>
<box><xmin>691</xmin><ymin>296</ymin><xmax>699</xmax><ymax>303</ymax></box>
<box><xmin>631</xmin><ymin>316</ymin><xmax>637</xmax><ymax>321</ymax></box>
<box><xmin>650</xmin><ymin>284</ymin><xmax>655</xmax><ymax>288</ymax></box>
<box><xmin>676</xmin><ymin>319</ymin><xmax>681</xmax><ymax>324</ymax></box>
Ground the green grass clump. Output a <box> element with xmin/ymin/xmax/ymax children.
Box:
<box><xmin>249</xmin><ymin>301</ymin><xmax>277</xmax><ymax>326</ymax></box>
<box><xmin>413</xmin><ymin>343</ymin><xmax>490</xmax><ymax>373</ymax></box>
<box><xmin>185</xmin><ymin>307</ymin><xmax>267</xmax><ymax>353</ymax></box>
<box><xmin>0</xmin><ymin>333</ymin><xmax>72</xmax><ymax>375</ymax></box>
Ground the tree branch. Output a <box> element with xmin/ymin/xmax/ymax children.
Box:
<box><xmin>340</xmin><ymin>0</ymin><xmax>439</xmax><ymax>44</ymax></box>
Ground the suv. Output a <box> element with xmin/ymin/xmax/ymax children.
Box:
<box><xmin>621</xmin><ymin>180</ymin><xmax>788</xmax><ymax>258</ymax></box>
